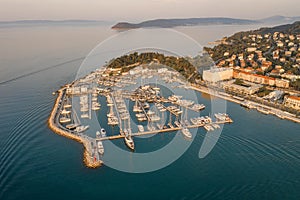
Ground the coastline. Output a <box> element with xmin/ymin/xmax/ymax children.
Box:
<box><xmin>48</xmin><ymin>88</ymin><xmax>102</xmax><ymax>168</ymax></box>
<box><xmin>190</xmin><ymin>84</ymin><xmax>300</xmax><ymax>124</ymax></box>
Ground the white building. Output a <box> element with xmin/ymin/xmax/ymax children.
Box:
<box><xmin>203</xmin><ymin>67</ymin><xmax>233</xmax><ymax>83</ymax></box>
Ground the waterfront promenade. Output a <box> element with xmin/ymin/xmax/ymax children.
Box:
<box><xmin>190</xmin><ymin>85</ymin><xmax>300</xmax><ymax>124</ymax></box>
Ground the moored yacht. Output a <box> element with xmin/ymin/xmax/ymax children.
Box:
<box><xmin>100</xmin><ymin>128</ymin><xmax>106</xmax><ymax>137</ymax></box>
<box><xmin>181</xmin><ymin>127</ymin><xmax>192</xmax><ymax>139</ymax></box>
<box><xmin>124</xmin><ymin>136</ymin><xmax>134</xmax><ymax>150</ymax></box>
<box><xmin>137</xmin><ymin>125</ymin><xmax>144</xmax><ymax>132</ymax></box>
<box><xmin>60</xmin><ymin>117</ymin><xmax>71</xmax><ymax>123</ymax></box>
<box><xmin>75</xmin><ymin>125</ymin><xmax>89</xmax><ymax>133</ymax></box>
<box><xmin>97</xmin><ymin>141</ymin><xmax>104</xmax><ymax>155</ymax></box>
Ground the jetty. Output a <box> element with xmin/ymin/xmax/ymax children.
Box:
<box><xmin>48</xmin><ymin>64</ymin><xmax>235</xmax><ymax>168</ymax></box>
<box><xmin>48</xmin><ymin>88</ymin><xmax>102</xmax><ymax>168</ymax></box>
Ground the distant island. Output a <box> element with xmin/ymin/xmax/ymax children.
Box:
<box><xmin>111</xmin><ymin>16</ymin><xmax>300</xmax><ymax>29</ymax></box>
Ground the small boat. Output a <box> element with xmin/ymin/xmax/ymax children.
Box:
<box><xmin>147</xmin><ymin>110</ymin><xmax>155</xmax><ymax>115</ymax></box>
<box><xmin>137</xmin><ymin>125</ymin><xmax>144</xmax><ymax>132</ymax></box>
<box><xmin>257</xmin><ymin>107</ymin><xmax>270</xmax><ymax>115</ymax></box>
<box><xmin>59</xmin><ymin>117</ymin><xmax>71</xmax><ymax>123</ymax></box>
<box><xmin>204</xmin><ymin>124</ymin><xmax>214</xmax><ymax>131</ymax></box>
<box><xmin>100</xmin><ymin>128</ymin><xmax>106</xmax><ymax>137</ymax></box>
<box><xmin>191</xmin><ymin>104</ymin><xmax>205</xmax><ymax>111</ymax></box>
<box><xmin>137</xmin><ymin>117</ymin><xmax>147</xmax><ymax>121</ymax></box>
<box><xmin>133</xmin><ymin>103</ymin><xmax>141</xmax><ymax>112</ymax></box>
<box><xmin>124</xmin><ymin>136</ymin><xmax>134</xmax><ymax>150</ymax></box>
<box><xmin>96</xmin><ymin>131</ymin><xmax>101</xmax><ymax>138</ymax></box>
<box><xmin>174</xmin><ymin>121</ymin><xmax>182</xmax><ymax>128</ymax></box>
<box><xmin>61</xmin><ymin>109</ymin><xmax>71</xmax><ymax>115</ymax></box>
<box><xmin>81</xmin><ymin>113</ymin><xmax>89</xmax><ymax>119</ymax></box>
<box><xmin>212</xmin><ymin>123</ymin><xmax>220</xmax><ymax>129</ymax></box>
<box><xmin>75</xmin><ymin>125</ymin><xmax>89</xmax><ymax>133</ymax></box>
<box><xmin>181</xmin><ymin>128</ymin><xmax>192</xmax><ymax>139</ymax></box>
<box><xmin>97</xmin><ymin>141</ymin><xmax>104</xmax><ymax>155</ymax></box>
<box><xmin>63</xmin><ymin>104</ymin><xmax>72</xmax><ymax>109</ymax></box>
<box><xmin>66</xmin><ymin>123</ymin><xmax>79</xmax><ymax>130</ymax></box>
<box><xmin>150</xmin><ymin>115</ymin><xmax>161</xmax><ymax>122</ymax></box>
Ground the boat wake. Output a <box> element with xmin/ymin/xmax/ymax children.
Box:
<box><xmin>0</xmin><ymin>57</ymin><xmax>85</xmax><ymax>86</ymax></box>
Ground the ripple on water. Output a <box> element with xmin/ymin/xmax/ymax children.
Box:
<box><xmin>0</xmin><ymin>100</ymin><xmax>52</xmax><ymax>198</ymax></box>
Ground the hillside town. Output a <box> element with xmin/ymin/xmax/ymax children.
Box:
<box><xmin>203</xmin><ymin>27</ymin><xmax>300</xmax><ymax>115</ymax></box>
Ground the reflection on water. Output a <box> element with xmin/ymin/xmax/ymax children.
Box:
<box><xmin>0</xmin><ymin>24</ymin><xmax>300</xmax><ymax>200</ymax></box>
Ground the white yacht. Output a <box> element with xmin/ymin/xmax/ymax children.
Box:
<box><xmin>81</xmin><ymin>113</ymin><xmax>89</xmax><ymax>119</ymax></box>
<box><xmin>61</xmin><ymin>109</ymin><xmax>71</xmax><ymax>115</ymax></box>
<box><xmin>97</xmin><ymin>141</ymin><xmax>104</xmax><ymax>155</ymax></box>
<box><xmin>100</xmin><ymin>128</ymin><xmax>106</xmax><ymax>137</ymax></box>
<box><xmin>60</xmin><ymin>117</ymin><xmax>71</xmax><ymax>123</ymax></box>
<box><xmin>137</xmin><ymin>125</ymin><xmax>144</xmax><ymax>132</ymax></box>
<box><xmin>174</xmin><ymin>121</ymin><xmax>182</xmax><ymax>128</ymax></box>
<box><xmin>191</xmin><ymin>104</ymin><xmax>205</xmax><ymax>111</ymax></box>
<box><xmin>151</xmin><ymin>115</ymin><xmax>161</xmax><ymax>122</ymax></box>
<box><xmin>181</xmin><ymin>128</ymin><xmax>192</xmax><ymax>139</ymax></box>
<box><xmin>124</xmin><ymin>136</ymin><xmax>134</xmax><ymax>150</ymax></box>
<box><xmin>96</xmin><ymin>131</ymin><xmax>101</xmax><ymax>138</ymax></box>
<box><xmin>212</xmin><ymin>123</ymin><xmax>220</xmax><ymax>129</ymax></box>
<box><xmin>75</xmin><ymin>125</ymin><xmax>89</xmax><ymax>133</ymax></box>
<box><xmin>204</xmin><ymin>124</ymin><xmax>214</xmax><ymax>131</ymax></box>
<box><xmin>66</xmin><ymin>123</ymin><xmax>79</xmax><ymax>130</ymax></box>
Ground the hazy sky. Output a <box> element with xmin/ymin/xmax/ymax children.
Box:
<box><xmin>1</xmin><ymin>0</ymin><xmax>299</xmax><ymax>21</ymax></box>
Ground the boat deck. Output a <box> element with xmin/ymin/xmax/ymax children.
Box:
<box><xmin>96</xmin><ymin>120</ymin><xmax>232</xmax><ymax>141</ymax></box>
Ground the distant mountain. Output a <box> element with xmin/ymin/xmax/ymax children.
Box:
<box><xmin>255</xmin><ymin>21</ymin><xmax>300</xmax><ymax>34</ymax></box>
<box><xmin>111</xmin><ymin>17</ymin><xmax>259</xmax><ymax>29</ymax></box>
<box><xmin>260</xmin><ymin>15</ymin><xmax>300</xmax><ymax>24</ymax></box>
<box><xmin>0</xmin><ymin>20</ymin><xmax>113</xmax><ymax>27</ymax></box>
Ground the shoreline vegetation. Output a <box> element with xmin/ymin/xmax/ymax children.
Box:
<box><xmin>111</xmin><ymin>16</ymin><xmax>300</xmax><ymax>29</ymax></box>
<box><xmin>48</xmin><ymin>50</ymin><xmax>300</xmax><ymax>168</ymax></box>
<box><xmin>48</xmin><ymin>21</ymin><xmax>300</xmax><ymax>168</ymax></box>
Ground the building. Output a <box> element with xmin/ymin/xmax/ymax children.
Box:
<box><xmin>247</xmin><ymin>47</ymin><xmax>257</xmax><ymax>52</ymax></box>
<box><xmin>203</xmin><ymin>67</ymin><xmax>233</xmax><ymax>83</ymax></box>
<box><xmin>222</xmin><ymin>80</ymin><xmax>261</xmax><ymax>95</ymax></box>
<box><xmin>284</xmin><ymin>96</ymin><xmax>300</xmax><ymax>109</ymax></box>
<box><xmin>233</xmin><ymin>70</ymin><xmax>289</xmax><ymax>88</ymax></box>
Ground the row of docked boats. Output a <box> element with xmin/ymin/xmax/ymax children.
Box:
<box><xmin>256</xmin><ymin>107</ymin><xmax>270</xmax><ymax>115</ymax></box>
<box><xmin>190</xmin><ymin>116</ymin><xmax>212</xmax><ymax>125</ymax></box>
<box><xmin>203</xmin><ymin>124</ymin><xmax>220</xmax><ymax>131</ymax></box>
<box><xmin>96</xmin><ymin>128</ymin><xmax>107</xmax><ymax>155</ymax></box>
<box><xmin>167</xmin><ymin>105</ymin><xmax>183</xmax><ymax>115</ymax></box>
<box><xmin>168</xmin><ymin>95</ymin><xmax>205</xmax><ymax>112</ymax></box>
<box><xmin>214</xmin><ymin>113</ymin><xmax>231</xmax><ymax>122</ymax></box>
<box><xmin>106</xmin><ymin>95</ymin><xmax>119</xmax><ymax>126</ymax></box>
<box><xmin>240</xmin><ymin>101</ymin><xmax>256</xmax><ymax>109</ymax></box>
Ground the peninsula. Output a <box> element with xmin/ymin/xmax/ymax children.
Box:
<box><xmin>49</xmin><ymin>22</ymin><xmax>300</xmax><ymax>169</ymax></box>
<box><xmin>48</xmin><ymin>52</ymin><xmax>233</xmax><ymax>168</ymax></box>
<box><xmin>111</xmin><ymin>16</ymin><xmax>300</xmax><ymax>29</ymax></box>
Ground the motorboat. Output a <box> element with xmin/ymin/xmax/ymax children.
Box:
<box><xmin>97</xmin><ymin>141</ymin><xmax>104</xmax><ymax>155</ymax></box>
<box><xmin>100</xmin><ymin>128</ymin><xmax>106</xmax><ymax>137</ymax></box>
<box><xmin>137</xmin><ymin>125</ymin><xmax>144</xmax><ymax>132</ymax></box>
<box><xmin>96</xmin><ymin>131</ymin><xmax>101</xmax><ymax>138</ymax></box>
<box><xmin>60</xmin><ymin>117</ymin><xmax>71</xmax><ymax>123</ymax></box>
<box><xmin>124</xmin><ymin>136</ymin><xmax>134</xmax><ymax>150</ymax></box>
<box><xmin>75</xmin><ymin>125</ymin><xmax>89</xmax><ymax>133</ymax></box>
<box><xmin>181</xmin><ymin>128</ymin><xmax>192</xmax><ymax>139</ymax></box>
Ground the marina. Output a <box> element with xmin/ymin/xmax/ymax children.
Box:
<box><xmin>49</xmin><ymin>65</ymin><xmax>233</xmax><ymax>168</ymax></box>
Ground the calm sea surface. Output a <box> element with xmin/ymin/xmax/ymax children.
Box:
<box><xmin>0</xmin><ymin>24</ymin><xmax>300</xmax><ymax>200</ymax></box>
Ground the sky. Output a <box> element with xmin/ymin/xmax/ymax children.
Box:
<box><xmin>1</xmin><ymin>0</ymin><xmax>300</xmax><ymax>22</ymax></box>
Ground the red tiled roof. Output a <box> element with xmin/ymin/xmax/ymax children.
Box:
<box><xmin>288</xmin><ymin>96</ymin><xmax>300</xmax><ymax>101</ymax></box>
